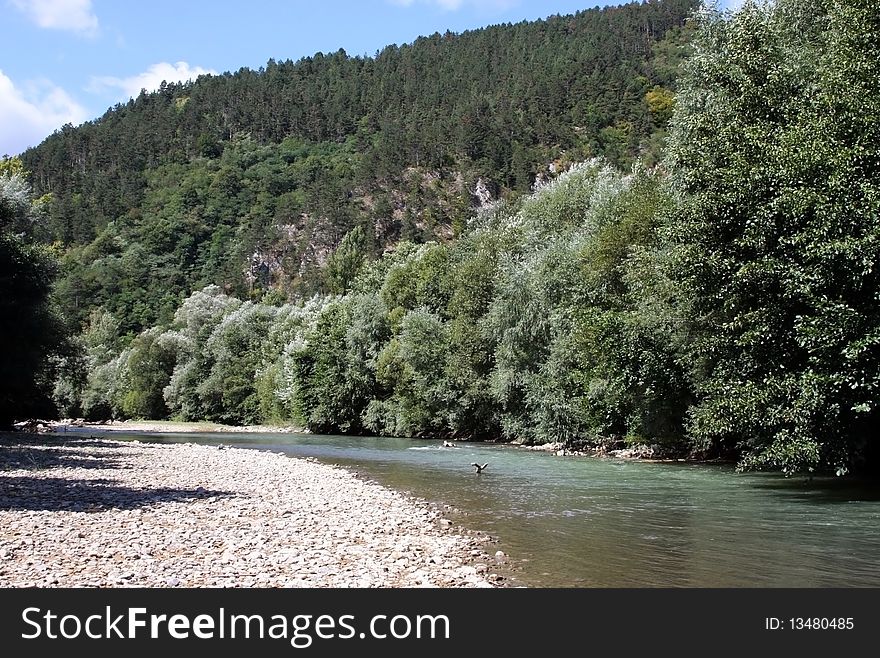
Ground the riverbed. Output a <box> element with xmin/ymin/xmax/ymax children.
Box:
<box><xmin>0</xmin><ymin>434</ymin><xmax>495</xmax><ymax>587</ymax></box>
<box><xmin>59</xmin><ymin>428</ymin><xmax>880</xmax><ymax>587</ymax></box>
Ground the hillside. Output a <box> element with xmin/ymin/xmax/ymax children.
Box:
<box><xmin>20</xmin><ymin>0</ymin><xmax>697</xmax><ymax>334</ymax></box>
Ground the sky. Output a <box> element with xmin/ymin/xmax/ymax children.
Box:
<box><xmin>0</xmin><ymin>0</ymin><xmax>745</xmax><ymax>157</ymax></box>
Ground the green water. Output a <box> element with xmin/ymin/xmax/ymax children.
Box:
<box><xmin>78</xmin><ymin>430</ymin><xmax>880</xmax><ymax>587</ymax></box>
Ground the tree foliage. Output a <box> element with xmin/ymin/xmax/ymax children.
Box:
<box><xmin>20</xmin><ymin>1</ymin><xmax>697</xmax><ymax>335</ymax></box>
<box><xmin>665</xmin><ymin>0</ymin><xmax>880</xmax><ymax>474</ymax></box>
<box><xmin>0</xmin><ymin>159</ymin><xmax>67</xmax><ymax>427</ymax></box>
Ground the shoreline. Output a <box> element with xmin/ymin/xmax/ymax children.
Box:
<box><xmin>48</xmin><ymin>419</ymin><xmax>732</xmax><ymax>465</ymax></box>
<box><xmin>48</xmin><ymin>419</ymin><xmax>308</xmax><ymax>434</ymax></box>
<box><xmin>0</xmin><ymin>433</ymin><xmax>499</xmax><ymax>588</ymax></box>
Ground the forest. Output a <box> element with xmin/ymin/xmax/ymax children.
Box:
<box><xmin>1</xmin><ymin>0</ymin><xmax>877</xmax><ymax>476</ymax></box>
<box><xmin>20</xmin><ymin>0</ymin><xmax>694</xmax><ymax>334</ymax></box>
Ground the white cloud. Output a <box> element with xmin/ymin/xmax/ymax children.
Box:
<box><xmin>9</xmin><ymin>0</ymin><xmax>99</xmax><ymax>37</ymax></box>
<box><xmin>89</xmin><ymin>61</ymin><xmax>216</xmax><ymax>100</ymax></box>
<box><xmin>0</xmin><ymin>69</ymin><xmax>89</xmax><ymax>155</ymax></box>
<box><xmin>388</xmin><ymin>0</ymin><xmax>519</xmax><ymax>11</ymax></box>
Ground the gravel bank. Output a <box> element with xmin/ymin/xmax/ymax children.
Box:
<box><xmin>0</xmin><ymin>435</ymin><xmax>496</xmax><ymax>588</ymax></box>
<box><xmin>51</xmin><ymin>419</ymin><xmax>304</xmax><ymax>433</ymax></box>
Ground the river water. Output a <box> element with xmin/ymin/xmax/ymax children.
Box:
<box><xmin>87</xmin><ymin>430</ymin><xmax>880</xmax><ymax>587</ymax></box>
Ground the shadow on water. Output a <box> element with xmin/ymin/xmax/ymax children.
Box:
<box><xmin>745</xmin><ymin>473</ymin><xmax>880</xmax><ymax>503</ymax></box>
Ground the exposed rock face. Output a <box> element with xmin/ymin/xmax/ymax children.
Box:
<box><xmin>472</xmin><ymin>177</ymin><xmax>494</xmax><ymax>207</ymax></box>
<box><xmin>0</xmin><ymin>436</ymin><xmax>494</xmax><ymax>588</ymax></box>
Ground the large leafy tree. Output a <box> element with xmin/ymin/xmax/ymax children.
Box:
<box><xmin>0</xmin><ymin>158</ymin><xmax>67</xmax><ymax>427</ymax></box>
<box><xmin>665</xmin><ymin>0</ymin><xmax>880</xmax><ymax>473</ymax></box>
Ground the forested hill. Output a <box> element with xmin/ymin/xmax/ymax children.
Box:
<box><xmin>20</xmin><ymin>0</ymin><xmax>695</xmax><ymax>333</ymax></box>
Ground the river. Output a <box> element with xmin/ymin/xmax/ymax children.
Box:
<box><xmin>81</xmin><ymin>430</ymin><xmax>880</xmax><ymax>587</ymax></box>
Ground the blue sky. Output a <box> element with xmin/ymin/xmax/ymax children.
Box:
<box><xmin>0</xmin><ymin>0</ymin><xmax>744</xmax><ymax>157</ymax></box>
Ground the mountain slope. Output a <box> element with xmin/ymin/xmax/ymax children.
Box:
<box><xmin>22</xmin><ymin>0</ymin><xmax>697</xmax><ymax>334</ymax></box>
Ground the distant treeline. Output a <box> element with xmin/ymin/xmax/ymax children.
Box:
<box><xmin>53</xmin><ymin>162</ymin><xmax>692</xmax><ymax>452</ymax></box>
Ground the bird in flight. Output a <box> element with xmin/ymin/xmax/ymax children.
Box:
<box><xmin>472</xmin><ymin>462</ymin><xmax>489</xmax><ymax>474</ymax></box>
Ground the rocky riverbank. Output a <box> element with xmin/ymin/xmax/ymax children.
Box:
<box><xmin>0</xmin><ymin>434</ymin><xmax>497</xmax><ymax>588</ymax></box>
<box><xmin>46</xmin><ymin>418</ymin><xmax>305</xmax><ymax>434</ymax></box>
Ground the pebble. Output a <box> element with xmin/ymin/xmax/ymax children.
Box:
<box><xmin>0</xmin><ymin>436</ymin><xmax>493</xmax><ymax>588</ymax></box>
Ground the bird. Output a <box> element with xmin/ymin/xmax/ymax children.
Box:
<box><xmin>472</xmin><ymin>462</ymin><xmax>488</xmax><ymax>474</ymax></box>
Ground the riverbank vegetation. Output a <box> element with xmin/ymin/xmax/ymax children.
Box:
<box><xmin>0</xmin><ymin>159</ymin><xmax>68</xmax><ymax>428</ymax></box>
<box><xmin>4</xmin><ymin>0</ymin><xmax>878</xmax><ymax>476</ymax></box>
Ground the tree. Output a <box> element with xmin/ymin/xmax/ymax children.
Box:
<box><xmin>289</xmin><ymin>300</ymin><xmax>362</xmax><ymax>432</ymax></box>
<box><xmin>645</xmin><ymin>85</ymin><xmax>676</xmax><ymax>125</ymax></box>
<box><xmin>325</xmin><ymin>225</ymin><xmax>367</xmax><ymax>294</ymax></box>
<box><xmin>196</xmin><ymin>302</ymin><xmax>278</xmax><ymax>425</ymax></box>
<box><xmin>78</xmin><ymin>309</ymin><xmax>125</xmax><ymax>420</ymax></box>
<box><xmin>0</xmin><ymin>159</ymin><xmax>67</xmax><ymax>427</ymax></box>
<box><xmin>163</xmin><ymin>286</ymin><xmax>242</xmax><ymax>420</ymax></box>
<box><xmin>665</xmin><ymin>0</ymin><xmax>880</xmax><ymax>474</ymax></box>
<box><xmin>120</xmin><ymin>327</ymin><xmax>177</xmax><ymax>419</ymax></box>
